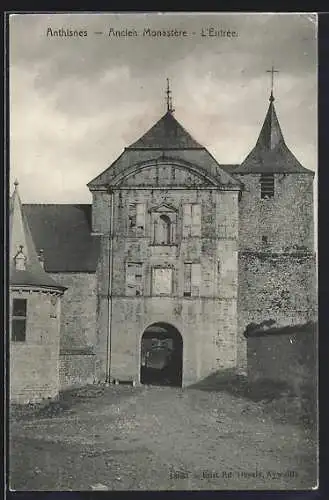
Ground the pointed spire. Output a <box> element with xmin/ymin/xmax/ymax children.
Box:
<box><xmin>165</xmin><ymin>78</ymin><xmax>174</xmax><ymax>114</ymax></box>
<box><xmin>9</xmin><ymin>180</ymin><xmax>66</xmax><ymax>291</ymax></box>
<box><xmin>235</xmin><ymin>89</ymin><xmax>313</xmax><ymax>174</ymax></box>
<box><xmin>256</xmin><ymin>97</ymin><xmax>285</xmax><ymax>151</ymax></box>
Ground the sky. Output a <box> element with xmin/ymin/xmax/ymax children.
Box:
<box><xmin>9</xmin><ymin>12</ymin><xmax>317</xmax><ymax>204</ymax></box>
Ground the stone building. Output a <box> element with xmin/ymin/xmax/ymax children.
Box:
<box><xmin>13</xmin><ymin>87</ymin><xmax>316</xmax><ymax>391</ymax></box>
<box><xmin>9</xmin><ymin>181</ymin><xmax>66</xmax><ymax>403</ymax></box>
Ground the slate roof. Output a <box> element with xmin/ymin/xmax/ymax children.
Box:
<box><xmin>22</xmin><ymin>204</ymin><xmax>100</xmax><ymax>273</ymax></box>
<box><xmin>10</xmin><ymin>184</ymin><xmax>66</xmax><ymax>290</ymax></box>
<box><xmin>88</xmin><ymin>112</ymin><xmax>242</xmax><ymax>189</ymax></box>
<box><xmin>234</xmin><ymin>95</ymin><xmax>314</xmax><ymax>175</ymax></box>
<box><xmin>128</xmin><ymin>111</ymin><xmax>203</xmax><ymax>150</ymax></box>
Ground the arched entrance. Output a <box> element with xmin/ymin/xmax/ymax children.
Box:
<box><xmin>140</xmin><ymin>323</ymin><xmax>183</xmax><ymax>387</ymax></box>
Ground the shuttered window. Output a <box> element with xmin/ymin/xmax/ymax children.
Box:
<box><xmin>260</xmin><ymin>174</ymin><xmax>274</xmax><ymax>198</ymax></box>
<box><xmin>126</xmin><ymin>262</ymin><xmax>143</xmax><ymax>296</ymax></box>
<box><xmin>191</xmin><ymin>204</ymin><xmax>201</xmax><ymax>236</ymax></box>
<box><xmin>184</xmin><ymin>263</ymin><xmax>192</xmax><ymax>296</ymax></box>
<box><xmin>184</xmin><ymin>263</ymin><xmax>201</xmax><ymax>297</ymax></box>
<box><xmin>183</xmin><ymin>203</ymin><xmax>201</xmax><ymax>237</ymax></box>
<box><xmin>128</xmin><ymin>203</ymin><xmax>146</xmax><ymax>234</ymax></box>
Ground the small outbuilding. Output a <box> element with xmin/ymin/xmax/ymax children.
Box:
<box><xmin>9</xmin><ymin>181</ymin><xmax>66</xmax><ymax>404</ymax></box>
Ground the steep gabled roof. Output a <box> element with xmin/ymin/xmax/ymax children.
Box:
<box><xmin>128</xmin><ymin>111</ymin><xmax>203</xmax><ymax>150</ymax></box>
<box><xmin>88</xmin><ymin>112</ymin><xmax>241</xmax><ymax>190</ymax></box>
<box><xmin>234</xmin><ymin>94</ymin><xmax>314</xmax><ymax>175</ymax></box>
<box><xmin>10</xmin><ymin>182</ymin><xmax>66</xmax><ymax>290</ymax></box>
<box><xmin>22</xmin><ymin>204</ymin><xmax>100</xmax><ymax>273</ymax></box>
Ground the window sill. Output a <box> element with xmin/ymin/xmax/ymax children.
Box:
<box><xmin>150</xmin><ymin>243</ymin><xmax>178</xmax><ymax>247</ymax></box>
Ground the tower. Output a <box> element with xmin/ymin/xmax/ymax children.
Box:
<box><xmin>87</xmin><ymin>81</ymin><xmax>242</xmax><ymax>385</ymax></box>
<box><xmin>233</xmin><ymin>88</ymin><xmax>316</xmax><ymax>372</ymax></box>
<box><xmin>9</xmin><ymin>181</ymin><xmax>66</xmax><ymax>403</ymax></box>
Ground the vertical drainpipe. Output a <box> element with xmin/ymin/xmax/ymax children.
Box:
<box><xmin>106</xmin><ymin>188</ymin><xmax>114</xmax><ymax>383</ymax></box>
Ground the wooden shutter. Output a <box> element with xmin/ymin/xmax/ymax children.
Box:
<box><xmin>191</xmin><ymin>263</ymin><xmax>201</xmax><ymax>296</ymax></box>
<box><xmin>136</xmin><ymin>203</ymin><xmax>146</xmax><ymax>231</ymax></box>
<box><xmin>191</xmin><ymin>204</ymin><xmax>201</xmax><ymax>237</ymax></box>
<box><xmin>128</xmin><ymin>204</ymin><xmax>137</xmax><ymax>233</ymax></box>
<box><xmin>184</xmin><ymin>263</ymin><xmax>192</xmax><ymax>296</ymax></box>
<box><xmin>126</xmin><ymin>262</ymin><xmax>143</xmax><ymax>296</ymax></box>
<box><xmin>183</xmin><ymin>204</ymin><xmax>192</xmax><ymax>237</ymax></box>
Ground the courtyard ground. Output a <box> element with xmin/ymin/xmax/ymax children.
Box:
<box><xmin>9</xmin><ymin>377</ymin><xmax>318</xmax><ymax>491</ymax></box>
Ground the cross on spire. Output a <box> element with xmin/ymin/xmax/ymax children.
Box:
<box><xmin>266</xmin><ymin>66</ymin><xmax>279</xmax><ymax>102</ymax></box>
<box><xmin>165</xmin><ymin>78</ymin><xmax>174</xmax><ymax>113</ymax></box>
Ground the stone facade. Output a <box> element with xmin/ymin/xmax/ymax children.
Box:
<box><xmin>49</xmin><ymin>272</ymin><xmax>98</xmax><ymax>351</ymax></box>
<box><xmin>9</xmin><ymin>288</ymin><xmax>62</xmax><ymax>403</ymax></box>
<box><xmin>236</xmin><ymin>173</ymin><xmax>316</xmax><ymax>373</ymax></box>
<box><xmin>14</xmin><ymin>99</ymin><xmax>316</xmax><ymax>391</ymax></box>
<box><xmin>9</xmin><ymin>181</ymin><xmax>66</xmax><ymax>403</ymax></box>
<box><xmin>90</xmin><ymin>180</ymin><xmax>240</xmax><ymax>386</ymax></box>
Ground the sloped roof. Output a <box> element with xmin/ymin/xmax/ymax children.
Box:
<box><xmin>10</xmin><ymin>183</ymin><xmax>66</xmax><ymax>290</ymax></box>
<box><xmin>234</xmin><ymin>95</ymin><xmax>314</xmax><ymax>175</ymax></box>
<box><xmin>128</xmin><ymin>111</ymin><xmax>203</xmax><ymax>150</ymax></box>
<box><xmin>22</xmin><ymin>204</ymin><xmax>100</xmax><ymax>273</ymax></box>
<box><xmin>88</xmin><ymin>112</ymin><xmax>242</xmax><ymax>190</ymax></box>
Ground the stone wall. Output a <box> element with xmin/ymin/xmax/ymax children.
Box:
<box><xmin>49</xmin><ymin>272</ymin><xmax>97</xmax><ymax>350</ymax></box>
<box><xmin>59</xmin><ymin>352</ymin><xmax>96</xmax><ymax>389</ymax></box>
<box><xmin>237</xmin><ymin>252</ymin><xmax>317</xmax><ymax>374</ymax></box>
<box><xmin>236</xmin><ymin>173</ymin><xmax>314</xmax><ymax>252</ymax></box>
<box><xmin>109</xmin><ymin>296</ymin><xmax>237</xmax><ymax>386</ymax></box>
<box><xmin>91</xmin><ymin>180</ymin><xmax>240</xmax><ymax>384</ymax></box>
<box><xmin>10</xmin><ymin>289</ymin><xmax>61</xmax><ymax>403</ymax></box>
<box><xmin>48</xmin><ymin>272</ymin><xmax>98</xmax><ymax>388</ymax></box>
<box><xmin>235</xmin><ymin>171</ymin><xmax>316</xmax><ymax>374</ymax></box>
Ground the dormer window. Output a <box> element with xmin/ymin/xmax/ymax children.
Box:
<box><xmin>260</xmin><ymin>174</ymin><xmax>275</xmax><ymax>199</ymax></box>
<box><xmin>14</xmin><ymin>245</ymin><xmax>27</xmax><ymax>271</ymax></box>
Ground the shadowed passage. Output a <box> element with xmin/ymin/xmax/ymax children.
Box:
<box><xmin>140</xmin><ymin>323</ymin><xmax>183</xmax><ymax>387</ymax></box>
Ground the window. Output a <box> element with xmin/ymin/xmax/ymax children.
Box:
<box><xmin>150</xmin><ymin>205</ymin><xmax>177</xmax><ymax>245</ymax></box>
<box><xmin>183</xmin><ymin>204</ymin><xmax>201</xmax><ymax>237</ymax></box>
<box><xmin>152</xmin><ymin>267</ymin><xmax>173</xmax><ymax>296</ymax></box>
<box><xmin>260</xmin><ymin>174</ymin><xmax>274</xmax><ymax>198</ymax></box>
<box><xmin>262</xmin><ymin>235</ymin><xmax>268</xmax><ymax>245</ymax></box>
<box><xmin>136</xmin><ymin>203</ymin><xmax>146</xmax><ymax>230</ymax></box>
<box><xmin>126</xmin><ymin>262</ymin><xmax>143</xmax><ymax>296</ymax></box>
<box><xmin>154</xmin><ymin>214</ymin><xmax>172</xmax><ymax>244</ymax></box>
<box><xmin>128</xmin><ymin>203</ymin><xmax>145</xmax><ymax>234</ymax></box>
<box><xmin>11</xmin><ymin>298</ymin><xmax>27</xmax><ymax>342</ymax></box>
<box><xmin>184</xmin><ymin>263</ymin><xmax>201</xmax><ymax>297</ymax></box>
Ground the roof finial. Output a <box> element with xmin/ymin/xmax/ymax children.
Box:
<box><xmin>14</xmin><ymin>178</ymin><xmax>19</xmax><ymax>189</ymax></box>
<box><xmin>266</xmin><ymin>65</ymin><xmax>279</xmax><ymax>102</ymax></box>
<box><xmin>165</xmin><ymin>78</ymin><xmax>174</xmax><ymax>113</ymax></box>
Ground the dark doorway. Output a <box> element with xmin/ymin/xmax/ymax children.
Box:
<box><xmin>140</xmin><ymin>323</ymin><xmax>183</xmax><ymax>387</ymax></box>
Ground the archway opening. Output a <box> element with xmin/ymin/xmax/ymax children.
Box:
<box><xmin>140</xmin><ymin>323</ymin><xmax>183</xmax><ymax>387</ymax></box>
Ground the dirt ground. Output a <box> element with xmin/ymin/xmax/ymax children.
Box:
<box><xmin>9</xmin><ymin>383</ymin><xmax>318</xmax><ymax>491</ymax></box>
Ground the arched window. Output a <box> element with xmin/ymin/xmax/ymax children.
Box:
<box><xmin>154</xmin><ymin>214</ymin><xmax>172</xmax><ymax>244</ymax></box>
<box><xmin>159</xmin><ymin>214</ymin><xmax>171</xmax><ymax>244</ymax></box>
